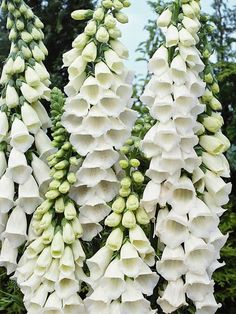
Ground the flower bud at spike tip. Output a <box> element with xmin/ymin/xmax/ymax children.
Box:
<box><xmin>126</xmin><ymin>194</ymin><xmax>139</xmax><ymax>211</ymax></box>
<box><xmin>112</xmin><ymin>197</ymin><xmax>126</xmax><ymax>214</ymax></box>
<box><xmin>71</xmin><ymin>9</ymin><xmax>93</xmax><ymax>21</ymax></box>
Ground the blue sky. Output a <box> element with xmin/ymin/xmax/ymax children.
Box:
<box><xmin>119</xmin><ymin>0</ymin><xmax>233</xmax><ymax>75</ymax></box>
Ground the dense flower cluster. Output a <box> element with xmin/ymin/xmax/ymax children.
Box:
<box><xmin>0</xmin><ymin>0</ymin><xmax>52</xmax><ymax>275</ymax></box>
<box><xmin>141</xmin><ymin>1</ymin><xmax>231</xmax><ymax>313</ymax></box>
<box><xmin>14</xmin><ymin>88</ymin><xmax>87</xmax><ymax>313</ymax></box>
<box><xmin>61</xmin><ymin>0</ymin><xmax>138</xmax><ymax>242</ymax></box>
<box><xmin>84</xmin><ymin>155</ymin><xmax>159</xmax><ymax>313</ymax></box>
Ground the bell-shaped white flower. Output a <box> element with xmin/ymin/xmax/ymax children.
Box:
<box><xmin>31</xmin><ymin>154</ymin><xmax>51</xmax><ymax>196</ymax></box>
<box><xmin>106</xmin><ymin>227</ymin><xmax>124</xmax><ymax>251</ymax></box>
<box><xmin>188</xmin><ymin>198</ymin><xmax>219</xmax><ymax>238</ymax></box>
<box><xmin>157</xmin><ymin>279</ymin><xmax>187</xmax><ymax>313</ymax></box>
<box><xmin>25</xmin><ymin>283</ymin><xmax>49</xmax><ymax>312</ymax></box>
<box><xmin>171</xmin><ymin>54</ymin><xmax>187</xmax><ymax>85</ymax></box>
<box><xmin>55</xmin><ymin>272</ymin><xmax>79</xmax><ymax>299</ymax></box>
<box><xmin>120</xmin><ymin>241</ymin><xmax>143</xmax><ymax>278</ymax></box>
<box><xmin>35</xmin><ymin>246</ymin><xmax>52</xmax><ymax>276</ymax></box>
<box><xmin>16</xmin><ymin>175</ymin><xmax>42</xmax><ymax>214</ymax></box>
<box><xmin>99</xmin><ymin>90</ymin><xmax>124</xmax><ymax>117</ymax></box>
<box><xmin>64</xmin><ymin>93</ymin><xmax>89</xmax><ymax>117</ymax></box>
<box><xmin>195</xmin><ymin>292</ymin><xmax>221</xmax><ymax>314</ymax></box>
<box><xmin>179</xmin><ymin>27</ymin><xmax>196</xmax><ymax>46</ymax></box>
<box><xmin>149</xmin><ymin>71</ymin><xmax>173</xmax><ymax>98</ymax></box>
<box><xmin>200</xmin><ymin>135</ymin><xmax>225</xmax><ymax>155</ymax></box>
<box><xmin>80</xmin><ymin>76</ymin><xmax>102</xmax><ymax>105</ymax></box>
<box><xmin>179</xmin><ymin>44</ymin><xmax>204</xmax><ymax>72</ymax></box>
<box><xmin>99</xmin><ymin>257</ymin><xmax>126</xmax><ymax>300</ymax></box>
<box><xmin>202</xmin><ymin>152</ymin><xmax>230</xmax><ymax>178</ymax></box>
<box><xmin>43</xmin><ymin>291</ymin><xmax>63</xmax><ymax>313</ymax></box>
<box><xmin>95</xmin><ymin>61</ymin><xmax>113</xmax><ymax>89</ymax></box>
<box><xmin>186</xmin><ymin>70</ymin><xmax>206</xmax><ymax>98</ymax></box>
<box><xmin>35</xmin><ymin>129</ymin><xmax>56</xmax><ymax>161</ymax></box>
<box><xmin>185</xmin><ymin>272</ymin><xmax>214</xmax><ymax>302</ymax></box>
<box><xmin>160</xmin><ymin>147</ymin><xmax>184</xmax><ymax>175</ymax></box>
<box><xmin>21</xmin><ymin>102</ymin><xmax>41</xmax><ymax>134</ymax></box>
<box><xmin>3</xmin><ymin>206</ymin><xmax>27</xmax><ymax>248</ymax></box>
<box><xmin>140</xmin><ymin>87</ymin><xmax>155</xmax><ymax>107</ymax></box>
<box><xmin>18</xmin><ymin>273</ymin><xmax>41</xmax><ymax>297</ymax></box>
<box><xmin>31</xmin><ymin>101</ymin><xmax>52</xmax><ymax>129</ymax></box>
<box><xmin>208</xmin><ymin>228</ymin><xmax>228</xmax><ymax>259</ymax></box>
<box><xmin>87</xmin><ymin>246</ymin><xmax>113</xmax><ymax>281</ymax></box>
<box><xmin>62</xmin><ymin>111</ymin><xmax>83</xmax><ymax>133</ymax></box>
<box><xmin>20</xmin><ymin>82</ymin><xmax>40</xmax><ymax>103</ymax></box>
<box><xmin>72</xmin><ymin>240</ymin><xmax>85</xmax><ymax>267</ymax></box>
<box><xmin>204</xmin><ymin>170</ymin><xmax>232</xmax><ymax>206</ymax></box>
<box><xmin>10</xmin><ymin>118</ymin><xmax>34</xmax><ymax>152</ymax></box>
<box><xmin>68</xmin><ymin>55</ymin><xmax>87</xmax><ymax>79</ymax></box>
<box><xmin>182</xmin><ymin>16</ymin><xmax>201</xmax><ymax>34</ymax></box>
<box><xmin>156</xmin><ymin>210</ymin><xmax>189</xmax><ymax>248</ymax></box>
<box><xmin>104</xmin><ymin>49</ymin><xmax>124</xmax><ymax>75</ymax></box>
<box><xmin>84</xmin><ymin>291</ymin><xmax>109</xmax><ymax>314</ymax></box>
<box><xmin>148</xmin><ymin>45</ymin><xmax>169</xmax><ymax>76</ymax></box>
<box><xmin>156</xmin><ymin>245</ymin><xmax>187</xmax><ymax>281</ymax></box>
<box><xmin>83</xmin><ymin>149</ymin><xmax>119</xmax><ymax>170</ymax></box>
<box><xmin>59</xmin><ymin>246</ymin><xmax>75</xmax><ymax>276</ymax></box>
<box><xmin>26</xmin><ymin>237</ymin><xmax>45</xmax><ymax>259</ymax></box>
<box><xmin>25</xmin><ymin>66</ymin><xmax>40</xmax><ymax>86</ymax></box>
<box><xmin>157</xmin><ymin>8</ymin><xmax>172</xmax><ymax>27</ymax></box>
<box><xmin>63</xmin><ymin>48</ymin><xmax>81</xmax><ymax>67</ymax></box>
<box><xmin>0</xmin><ymin>238</ymin><xmax>18</xmax><ymax>274</ymax></box>
<box><xmin>64</xmin><ymin>73</ymin><xmax>86</xmax><ymax>97</ymax></box>
<box><xmin>44</xmin><ymin>258</ymin><xmax>60</xmax><ymax>283</ymax></box>
<box><xmin>184</xmin><ymin>235</ymin><xmax>215</xmax><ymax>275</ymax></box>
<box><xmin>0</xmin><ymin>212</ymin><xmax>7</xmax><ymax>233</ymax></box>
<box><xmin>51</xmin><ymin>230</ymin><xmax>64</xmax><ymax>259</ymax></box>
<box><xmin>129</xmin><ymin>225</ymin><xmax>152</xmax><ymax>254</ymax></box>
<box><xmin>63</xmin><ymin>293</ymin><xmax>85</xmax><ymax>314</ymax></box>
<box><xmin>154</xmin><ymin>121</ymin><xmax>180</xmax><ymax>152</ymax></box>
<box><xmin>0</xmin><ymin>151</ymin><xmax>7</xmax><ymax>177</ymax></box>
<box><xmin>6</xmin><ymin>148</ymin><xmax>32</xmax><ymax>184</ymax></box>
<box><xmin>166</xmin><ymin>24</ymin><xmax>179</xmax><ymax>47</ymax></box>
<box><xmin>15</xmin><ymin>257</ymin><xmax>37</xmax><ymax>285</ymax></box>
<box><xmin>173</xmin><ymin>85</ymin><xmax>196</xmax><ymax>115</ymax></box>
<box><xmin>110</xmin><ymin>39</ymin><xmax>129</xmax><ymax>59</ymax></box>
<box><xmin>0</xmin><ymin>174</ymin><xmax>14</xmax><ymax>213</ymax></box>
<box><xmin>5</xmin><ymin>85</ymin><xmax>19</xmax><ymax>108</ymax></box>
<box><xmin>0</xmin><ymin>112</ymin><xmax>9</xmax><ymax>141</ymax></box>
<box><xmin>134</xmin><ymin>262</ymin><xmax>159</xmax><ymax>296</ymax></box>
<box><xmin>150</xmin><ymin>95</ymin><xmax>174</xmax><ymax>122</ymax></box>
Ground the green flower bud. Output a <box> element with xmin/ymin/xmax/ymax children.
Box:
<box><xmin>51</xmin><ymin>230</ymin><xmax>64</xmax><ymax>258</ymax></box>
<box><xmin>16</xmin><ymin>20</ymin><xmax>25</xmax><ymax>31</ymax></box>
<box><xmin>72</xmin><ymin>33</ymin><xmax>89</xmax><ymax>49</ymax></box>
<box><xmin>84</xmin><ymin>20</ymin><xmax>97</xmax><ymax>35</ymax></box>
<box><xmin>202</xmin><ymin>115</ymin><xmax>223</xmax><ymax>133</ymax></box>
<box><xmin>36</xmin><ymin>199</ymin><xmax>53</xmax><ymax>215</ymax></box>
<box><xmin>19</xmin><ymin>4</ymin><xmax>27</xmax><ymax>14</ymax></box>
<box><xmin>211</xmin><ymin>82</ymin><xmax>220</xmax><ymax>94</ymax></box>
<box><xmin>122</xmin><ymin>210</ymin><xmax>136</xmax><ymax>228</ymax></box>
<box><xmin>32</xmin><ymin>45</ymin><xmax>45</xmax><ymax>62</ymax></box>
<box><xmin>82</xmin><ymin>41</ymin><xmax>97</xmax><ymax>62</ymax></box>
<box><xmin>121</xmin><ymin>177</ymin><xmax>132</xmax><ymax>189</ymax></box>
<box><xmin>31</xmin><ymin>27</ymin><xmax>43</xmax><ymax>41</ymax></box>
<box><xmin>45</xmin><ymin>189</ymin><xmax>60</xmax><ymax>200</ymax></box>
<box><xmin>67</xmin><ymin>172</ymin><xmax>77</xmax><ymax>185</ymax></box>
<box><xmin>63</xmin><ymin>222</ymin><xmax>75</xmax><ymax>244</ymax></box>
<box><xmin>39</xmin><ymin>211</ymin><xmax>53</xmax><ymax>230</ymax></box>
<box><xmin>125</xmin><ymin>138</ymin><xmax>134</xmax><ymax>146</ymax></box>
<box><xmin>25</xmin><ymin>8</ymin><xmax>34</xmax><ymax>19</ymax></box>
<box><xmin>102</xmin><ymin>0</ymin><xmax>113</xmax><ymax>8</ymax></box>
<box><xmin>34</xmin><ymin>18</ymin><xmax>44</xmax><ymax>29</ymax></box>
<box><xmin>202</xmin><ymin>88</ymin><xmax>213</xmax><ymax>103</ymax></box>
<box><xmin>106</xmin><ymin>228</ymin><xmax>123</xmax><ymax>251</ymax></box>
<box><xmin>209</xmin><ymin>97</ymin><xmax>222</xmax><ymax>111</ymax></box>
<box><xmin>105</xmin><ymin>212</ymin><xmax>122</xmax><ymax>227</ymax></box>
<box><xmin>54</xmin><ymin>160</ymin><xmax>69</xmax><ymax>170</ymax></box>
<box><xmin>59</xmin><ymin>181</ymin><xmax>71</xmax><ymax>194</ymax></box>
<box><xmin>69</xmin><ymin>157</ymin><xmax>79</xmax><ymax>166</ymax></box>
<box><xmin>132</xmin><ymin>171</ymin><xmax>144</xmax><ymax>183</ymax></box>
<box><xmin>41</xmin><ymin>224</ymin><xmax>54</xmax><ymax>245</ymax></box>
<box><xmin>113</xmin><ymin>0</ymin><xmax>124</xmax><ymax>10</ymax></box>
<box><xmin>49</xmin><ymin>179</ymin><xmax>61</xmax><ymax>190</ymax></box>
<box><xmin>196</xmin><ymin>123</ymin><xmax>205</xmax><ymax>136</ymax></box>
<box><xmin>6</xmin><ymin>17</ymin><xmax>14</xmax><ymax>29</ymax></box>
<box><xmin>62</xmin><ymin>142</ymin><xmax>72</xmax><ymax>150</ymax></box>
<box><xmin>64</xmin><ymin>202</ymin><xmax>77</xmax><ymax>220</ymax></box>
<box><xmin>71</xmin><ymin>9</ymin><xmax>94</xmax><ymax>21</ymax></box>
<box><xmin>9</xmin><ymin>28</ymin><xmax>17</xmax><ymax>41</ymax></box>
<box><xmin>112</xmin><ymin>197</ymin><xmax>126</xmax><ymax>213</ymax></box>
<box><xmin>108</xmin><ymin>27</ymin><xmax>121</xmax><ymax>39</ymax></box>
<box><xmin>119</xmin><ymin>159</ymin><xmax>129</xmax><ymax>169</ymax></box>
<box><xmin>123</xmin><ymin>0</ymin><xmax>131</xmax><ymax>7</ymax></box>
<box><xmin>96</xmin><ymin>26</ymin><xmax>109</xmax><ymax>43</ymax></box>
<box><xmin>93</xmin><ymin>8</ymin><xmax>105</xmax><ymax>21</ymax></box>
<box><xmin>130</xmin><ymin>158</ymin><xmax>140</xmax><ymax>167</ymax></box>
<box><xmin>119</xmin><ymin>187</ymin><xmax>131</xmax><ymax>197</ymax></box>
<box><xmin>204</xmin><ymin>73</ymin><xmax>214</xmax><ymax>84</ymax></box>
<box><xmin>22</xmin><ymin>46</ymin><xmax>32</xmax><ymax>59</ymax></box>
<box><xmin>53</xmin><ymin>170</ymin><xmax>66</xmax><ymax>180</ymax></box>
<box><xmin>120</xmin><ymin>145</ymin><xmax>130</xmax><ymax>154</ymax></box>
<box><xmin>71</xmin><ymin>217</ymin><xmax>83</xmax><ymax>238</ymax></box>
<box><xmin>115</xmin><ymin>12</ymin><xmax>129</xmax><ymax>24</ymax></box>
<box><xmin>21</xmin><ymin>31</ymin><xmax>33</xmax><ymax>43</ymax></box>
<box><xmin>126</xmin><ymin>194</ymin><xmax>139</xmax><ymax>211</ymax></box>
<box><xmin>104</xmin><ymin>15</ymin><xmax>117</xmax><ymax>28</ymax></box>
<box><xmin>55</xmin><ymin>197</ymin><xmax>65</xmax><ymax>213</ymax></box>
<box><xmin>136</xmin><ymin>207</ymin><xmax>150</xmax><ymax>225</ymax></box>
<box><xmin>203</xmin><ymin>49</ymin><xmax>211</xmax><ymax>59</ymax></box>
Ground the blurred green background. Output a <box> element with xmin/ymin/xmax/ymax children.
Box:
<box><xmin>0</xmin><ymin>0</ymin><xmax>235</xmax><ymax>313</ymax></box>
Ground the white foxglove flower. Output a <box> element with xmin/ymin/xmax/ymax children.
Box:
<box><xmin>0</xmin><ymin>238</ymin><xmax>18</xmax><ymax>274</ymax></box>
<box><xmin>129</xmin><ymin>225</ymin><xmax>152</xmax><ymax>255</ymax></box>
<box><xmin>0</xmin><ymin>174</ymin><xmax>15</xmax><ymax>213</ymax></box>
<box><xmin>63</xmin><ymin>294</ymin><xmax>85</xmax><ymax>314</ymax></box>
<box><xmin>166</xmin><ymin>24</ymin><xmax>179</xmax><ymax>47</ymax></box>
<box><xmin>134</xmin><ymin>262</ymin><xmax>159</xmax><ymax>296</ymax></box>
<box><xmin>68</xmin><ymin>56</ymin><xmax>87</xmax><ymax>79</ymax></box>
<box><xmin>0</xmin><ymin>112</ymin><xmax>9</xmax><ymax>141</ymax></box>
<box><xmin>170</xmin><ymin>54</ymin><xmax>187</xmax><ymax>85</ymax></box>
<box><xmin>119</xmin><ymin>241</ymin><xmax>143</xmax><ymax>278</ymax></box>
<box><xmin>157</xmin><ymin>9</ymin><xmax>172</xmax><ymax>27</ymax></box>
<box><xmin>0</xmin><ymin>212</ymin><xmax>7</xmax><ymax>233</ymax></box>
<box><xmin>35</xmin><ymin>246</ymin><xmax>52</xmax><ymax>276</ymax></box>
<box><xmin>182</xmin><ymin>17</ymin><xmax>201</xmax><ymax>34</ymax></box>
<box><xmin>0</xmin><ymin>151</ymin><xmax>7</xmax><ymax>178</ymax></box>
<box><xmin>185</xmin><ymin>272</ymin><xmax>214</xmax><ymax>302</ymax></box>
<box><xmin>202</xmin><ymin>152</ymin><xmax>230</xmax><ymax>177</ymax></box>
<box><xmin>148</xmin><ymin>45</ymin><xmax>169</xmax><ymax>76</ymax></box>
<box><xmin>21</xmin><ymin>102</ymin><xmax>42</xmax><ymax>134</ymax></box>
<box><xmin>31</xmin><ymin>154</ymin><xmax>51</xmax><ymax>196</ymax></box>
<box><xmin>43</xmin><ymin>292</ymin><xmax>63</xmax><ymax>313</ymax></box>
<box><xmin>80</xmin><ymin>76</ymin><xmax>102</xmax><ymax>105</ymax></box>
<box><xmin>195</xmin><ymin>293</ymin><xmax>221</xmax><ymax>314</ymax></box>
<box><xmin>20</xmin><ymin>82</ymin><xmax>40</xmax><ymax>103</ymax></box>
<box><xmin>25</xmin><ymin>66</ymin><xmax>40</xmax><ymax>86</ymax></box>
<box><xmin>5</xmin><ymin>85</ymin><xmax>19</xmax><ymax>108</ymax></box>
<box><xmin>95</xmin><ymin>61</ymin><xmax>113</xmax><ymax>89</ymax></box>
<box><xmin>31</xmin><ymin>101</ymin><xmax>52</xmax><ymax>129</ymax></box>
<box><xmin>35</xmin><ymin>129</ymin><xmax>56</xmax><ymax>160</ymax></box>
<box><xmin>59</xmin><ymin>246</ymin><xmax>75</xmax><ymax>276</ymax></box>
<box><xmin>104</xmin><ymin>49</ymin><xmax>124</xmax><ymax>75</ymax></box>
<box><xmin>10</xmin><ymin>118</ymin><xmax>34</xmax><ymax>152</ymax></box>
<box><xmin>156</xmin><ymin>246</ymin><xmax>187</xmax><ymax>281</ymax></box>
<box><xmin>2</xmin><ymin>206</ymin><xmax>27</xmax><ymax>248</ymax></box>
<box><xmin>55</xmin><ymin>272</ymin><xmax>79</xmax><ymax>299</ymax></box>
<box><xmin>6</xmin><ymin>148</ymin><xmax>32</xmax><ymax>184</ymax></box>
<box><xmin>157</xmin><ymin>279</ymin><xmax>187</xmax><ymax>313</ymax></box>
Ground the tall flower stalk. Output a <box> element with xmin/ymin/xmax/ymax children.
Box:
<box><xmin>61</xmin><ymin>0</ymin><xmax>138</xmax><ymax>241</ymax></box>
<box><xmin>140</xmin><ymin>0</ymin><xmax>231</xmax><ymax>313</ymax></box>
<box><xmin>14</xmin><ymin>88</ymin><xmax>87</xmax><ymax>313</ymax></box>
<box><xmin>0</xmin><ymin>0</ymin><xmax>52</xmax><ymax>275</ymax></box>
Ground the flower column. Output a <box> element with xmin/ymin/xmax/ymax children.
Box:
<box><xmin>61</xmin><ymin>0</ymin><xmax>138</xmax><ymax>241</ymax></box>
<box><xmin>14</xmin><ymin>88</ymin><xmax>87</xmax><ymax>313</ymax></box>
<box><xmin>0</xmin><ymin>0</ymin><xmax>52</xmax><ymax>275</ymax></box>
<box><xmin>84</xmin><ymin>153</ymin><xmax>159</xmax><ymax>314</ymax></box>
